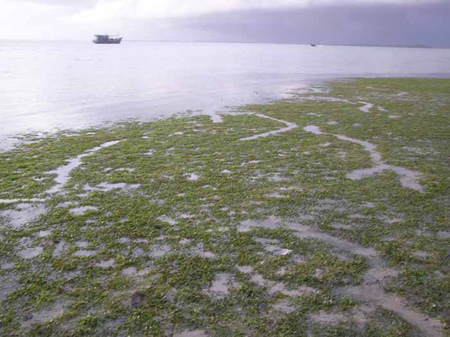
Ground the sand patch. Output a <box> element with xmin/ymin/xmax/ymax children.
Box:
<box><xmin>264</xmin><ymin>193</ymin><xmax>288</xmax><ymax>199</ymax></box>
<box><xmin>75</xmin><ymin>241</ymin><xmax>89</xmax><ymax>248</ymax></box>
<box><xmin>273</xmin><ymin>300</ymin><xmax>296</xmax><ymax>313</ymax></box>
<box><xmin>83</xmin><ymin>182</ymin><xmax>140</xmax><ymax>193</ymax></box>
<box><xmin>0</xmin><ymin>203</ymin><xmax>47</xmax><ymax>229</ymax></box>
<box><xmin>249</xmin><ymin>272</ymin><xmax>316</xmax><ymax>297</ymax></box>
<box><xmin>38</xmin><ymin>230</ymin><xmax>52</xmax><ymax>238</ymax></box>
<box><xmin>358</xmin><ymin>101</ymin><xmax>374</xmax><ymax>113</ymax></box>
<box><xmin>69</xmin><ymin>206</ymin><xmax>98</xmax><ymax>216</ymax></box>
<box><xmin>149</xmin><ymin>244</ymin><xmax>171</xmax><ymax>258</ymax></box>
<box><xmin>413</xmin><ymin>251</ymin><xmax>432</xmax><ymax>259</ymax></box>
<box><xmin>96</xmin><ymin>259</ymin><xmax>115</xmax><ymax>268</ymax></box>
<box><xmin>191</xmin><ymin>244</ymin><xmax>216</xmax><ymax>259</ymax></box>
<box><xmin>157</xmin><ymin>216</ymin><xmax>177</xmax><ymax>225</ymax></box>
<box><xmin>73</xmin><ymin>250</ymin><xmax>97</xmax><ymax>257</ymax></box>
<box><xmin>310</xmin><ymin>311</ymin><xmax>346</xmax><ymax>325</ymax></box>
<box><xmin>0</xmin><ymin>273</ymin><xmax>18</xmax><ymax>301</ymax></box>
<box><xmin>207</xmin><ymin>273</ymin><xmax>233</xmax><ymax>296</ymax></box>
<box><xmin>185</xmin><ymin>173</ymin><xmax>200</xmax><ymax>181</ymax></box>
<box><xmin>174</xmin><ymin>330</ymin><xmax>208</xmax><ymax>337</ymax></box>
<box><xmin>52</xmin><ymin>240</ymin><xmax>68</xmax><ymax>257</ymax></box>
<box><xmin>438</xmin><ymin>231</ymin><xmax>450</xmax><ymax>239</ymax></box>
<box><xmin>264</xmin><ymin>245</ymin><xmax>292</xmax><ymax>256</ymax></box>
<box><xmin>1</xmin><ymin>262</ymin><xmax>16</xmax><ymax>270</ymax></box>
<box><xmin>122</xmin><ymin>267</ymin><xmax>137</xmax><ymax>276</ymax></box>
<box><xmin>21</xmin><ymin>301</ymin><xmax>68</xmax><ymax>328</ymax></box>
<box><xmin>237</xmin><ymin>266</ymin><xmax>253</xmax><ymax>274</ymax></box>
<box><xmin>19</xmin><ymin>246</ymin><xmax>43</xmax><ymax>259</ymax></box>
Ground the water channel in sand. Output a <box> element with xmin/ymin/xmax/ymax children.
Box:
<box><xmin>47</xmin><ymin>140</ymin><xmax>121</xmax><ymax>194</ymax></box>
<box><xmin>304</xmin><ymin>125</ymin><xmax>424</xmax><ymax>192</ymax></box>
<box><xmin>240</xmin><ymin>114</ymin><xmax>298</xmax><ymax>141</ymax></box>
<box><xmin>237</xmin><ymin>216</ymin><xmax>443</xmax><ymax>337</ymax></box>
<box><xmin>0</xmin><ymin>140</ymin><xmax>122</xmax><ymax>228</ymax></box>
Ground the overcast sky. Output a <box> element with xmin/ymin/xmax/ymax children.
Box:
<box><xmin>1</xmin><ymin>0</ymin><xmax>449</xmax><ymax>47</ymax></box>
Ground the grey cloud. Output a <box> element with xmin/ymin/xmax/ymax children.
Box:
<box><xmin>156</xmin><ymin>2</ymin><xmax>450</xmax><ymax>48</ymax></box>
<box><xmin>14</xmin><ymin>0</ymin><xmax>98</xmax><ymax>9</ymax></box>
<box><xmin>4</xmin><ymin>0</ymin><xmax>449</xmax><ymax>46</ymax></box>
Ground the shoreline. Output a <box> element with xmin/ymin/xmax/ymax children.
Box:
<box><xmin>3</xmin><ymin>75</ymin><xmax>450</xmax><ymax>153</ymax></box>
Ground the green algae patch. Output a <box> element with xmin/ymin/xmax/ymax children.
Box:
<box><xmin>0</xmin><ymin>78</ymin><xmax>449</xmax><ymax>336</ymax></box>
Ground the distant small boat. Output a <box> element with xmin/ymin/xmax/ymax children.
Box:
<box><xmin>310</xmin><ymin>44</ymin><xmax>316</xmax><ymax>47</ymax></box>
<box><xmin>93</xmin><ymin>35</ymin><xmax>123</xmax><ymax>44</ymax></box>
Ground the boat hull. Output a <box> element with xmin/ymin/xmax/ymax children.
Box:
<box><xmin>93</xmin><ymin>38</ymin><xmax>122</xmax><ymax>44</ymax></box>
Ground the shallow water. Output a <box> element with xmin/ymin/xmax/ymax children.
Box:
<box><xmin>240</xmin><ymin>216</ymin><xmax>443</xmax><ymax>334</ymax></box>
<box><xmin>19</xmin><ymin>246</ymin><xmax>43</xmax><ymax>259</ymax></box>
<box><xmin>0</xmin><ymin>198</ymin><xmax>45</xmax><ymax>204</ymax></box>
<box><xmin>20</xmin><ymin>300</ymin><xmax>68</xmax><ymax>328</ymax></box>
<box><xmin>358</xmin><ymin>101</ymin><xmax>374</xmax><ymax>113</ymax></box>
<box><xmin>190</xmin><ymin>244</ymin><xmax>216</xmax><ymax>259</ymax></box>
<box><xmin>122</xmin><ymin>267</ymin><xmax>137</xmax><ymax>276</ymax></box>
<box><xmin>157</xmin><ymin>216</ymin><xmax>177</xmax><ymax>225</ymax></box>
<box><xmin>339</xmin><ymin>284</ymin><xmax>442</xmax><ymax>337</ymax></box>
<box><xmin>185</xmin><ymin>173</ymin><xmax>200</xmax><ymax>181</ymax></box>
<box><xmin>1</xmin><ymin>262</ymin><xmax>16</xmax><ymax>270</ymax></box>
<box><xmin>52</xmin><ymin>240</ymin><xmax>68</xmax><ymax>257</ymax></box>
<box><xmin>264</xmin><ymin>245</ymin><xmax>292</xmax><ymax>256</ymax></box>
<box><xmin>1</xmin><ymin>40</ymin><xmax>450</xmax><ymax>149</ymax></box>
<box><xmin>0</xmin><ymin>203</ymin><xmax>47</xmax><ymax>229</ymax></box>
<box><xmin>438</xmin><ymin>231</ymin><xmax>450</xmax><ymax>239</ymax></box>
<box><xmin>38</xmin><ymin>230</ymin><xmax>52</xmax><ymax>238</ymax></box>
<box><xmin>272</xmin><ymin>300</ymin><xmax>295</xmax><ymax>313</ymax></box>
<box><xmin>96</xmin><ymin>259</ymin><xmax>115</xmax><ymax>268</ymax></box>
<box><xmin>240</xmin><ymin>114</ymin><xmax>297</xmax><ymax>141</ymax></box>
<box><xmin>208</xmin><ymin>273</ymin><xmax>233</xmax><ymax>295</ymax></box>
<box><xmin>73</xmin><ymin>250</ymin><xmax>97</xmax><ymax>257</ymax></box>
<box><xmin>249</xmin><ymin>271</ymin><xmax>316</xmax><ymax>297</ymax></box>
<box><xmin>237</xmin><ymin>266</ymin><xmax>253</xmax><ymax>274</ymax></box>
<box><xmin>174</xmin><ymin>330</ymin><xmax>208</xmax><ymax>337</ymax></box>
<box><xmin>47</xmin><ymin>140</ymin><xmax>120</xmax><ymax>194</ymax></box>
<box><xmin>69</xmin><ymin>206</ymin><xmax>99</xmax><ymax>215</ymax></box>
<box><xmin>83</xmin><ymin>182</ymin><xmax>140</xmax><ymax>193</ymax></box>
<box><xmin>239</xmin><ymin>216</ymin><xmax>377</xmax><ymax>258</ymax></box>
<box><xmin>347</xmin><ymin>164</ymin><xmax>423</xmax><ymax>192</ymax></box>
<box><xmin>149</xmin><ymin>244</ymin><xmax>171</xmax><ymax>258</ymax></box>
<box><xmin>310</xmin><ymin>312</ymin><xmax>346</xmax><ymax>325</ymax></box>
<box><xmin>75</xmin><ymin>241</ymin><xmax>89</xmax><ymax>248</ymax></box>
<box><xmin>304</xmin><ymin>125</ymin><xmax>424</xmax><ymax>192</ymax></box>
<box><xmin>0</xmin><ymin>273</ymin><xmax>18</xmax><ymax>302</ymax></box>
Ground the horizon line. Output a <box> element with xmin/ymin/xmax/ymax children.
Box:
<box><xmin>0</xmin><ymin>38</ymin><xmax>447</xmax><ymax>49</ymax></box>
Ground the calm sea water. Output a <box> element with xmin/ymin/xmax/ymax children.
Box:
<box><xmin>1</xmin><ymin>40</ymin><xmax>450</xmax><ymax>146</ymax></box>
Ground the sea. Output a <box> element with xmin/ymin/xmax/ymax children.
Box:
<box><xmin>1</xmin><ymin>40</ymin><xmax>450</xmax><ymax>149</ymax></box>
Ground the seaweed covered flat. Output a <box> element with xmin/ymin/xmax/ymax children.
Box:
<box><xmin>0</xmin><ymin>78</ymin><xmax>449</xmax><ymax>336</ymax></box>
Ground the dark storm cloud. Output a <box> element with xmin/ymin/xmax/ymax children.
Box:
<box><xmin>169</xmin><ymin>2</ymin><xmax>450</xmax><ymax>48</ymax></box>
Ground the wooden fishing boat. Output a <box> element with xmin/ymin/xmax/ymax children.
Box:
<box><xmin>93</xmin><ymin>35</ymin><xmax>123</xmax><ymax>44</ymax></box>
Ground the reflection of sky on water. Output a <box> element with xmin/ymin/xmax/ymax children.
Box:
<box><xmin>1</xmin><ymin>40</ymin><xmax>450</xmax><ymax>147</ymax></box>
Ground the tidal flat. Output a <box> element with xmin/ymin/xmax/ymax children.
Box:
<box><xmin>0</xmin><ymin>78</ymin><xmax>449</xmax><ymax>336</ymax></box>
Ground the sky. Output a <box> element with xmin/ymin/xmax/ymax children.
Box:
<box><xmin>1</xmin><ymin>0</ymin><xmax>449</xmax><ymax>47</ymax></box>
